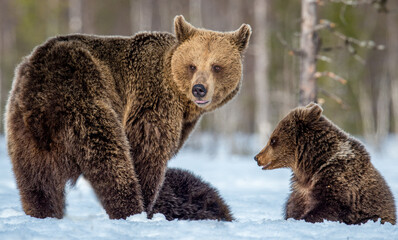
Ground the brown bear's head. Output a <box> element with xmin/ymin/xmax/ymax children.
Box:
<box><xmin>254</xmin><ymin>103</ymin><xmax>323</xmax><ymax>170</ymax></box>
<box><xmin>171</xmin><ymin>15</ymin><xmax>251</xmax><ymax>111</ymax></box>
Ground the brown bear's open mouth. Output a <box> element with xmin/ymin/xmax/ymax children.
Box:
<box><xmin>195</xmin><ymin>100</ymin><xmax>210</xmax><ymax>105</ymax></box>
<box><xmin>261</xmin><ymin>162</ymin><xmax>272</xmax><ymax>170</ymax></box>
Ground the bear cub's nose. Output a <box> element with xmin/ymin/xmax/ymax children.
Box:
<box><xmin>192</xmin><ymin>84</ymin><xmax>207</xmax><ymax>98</ymax></box>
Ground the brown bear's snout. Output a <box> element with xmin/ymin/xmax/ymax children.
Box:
<box><xmin>192</xmin><ymin>84</ymin><xmax>207</xmax><ymax>98</ymax></box>
<box><xmin>254</xmin><ymin>155</ymin><xmax>259</xmax><ymax>162</ymax></box>
<box><xmin>254</xmin><ymin>149</ymin><xmax>273</xmax><ymax>169</ymax></box>
<box><xmin>254</xmin><ymin>154</ymin><xmax>263</xmax><ymax>167</ymax></box>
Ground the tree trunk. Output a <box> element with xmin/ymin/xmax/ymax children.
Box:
<box><xmin>254</xmin><ymin>0</ymin><xmax>271</xmax><ymax>142</ymax></box>
<box><xmin>158</xmin><ymin>0</ymin><xmax>171</xmax><ymax>32</ymax></box>
<box><xmin>47</xmin><ymin>0</ymin><xmax>59</xmax><ymax>36</ymax></box>
<box><xmin>69</xmin><ymin>0</ymin><xmax>82</xmax><ymax>33</ymax></box>
<box><xmin>0</xmin><ymin>1</ymin><xmax>3</xmax><ymax>134</ymax></box>
<box><xmin>375</xmin><ymin>74</ymin><xmax>390</xmax><ymax>146</ymax></box>
<box><xmin>387</xmin><ymin>3</ymin><xmax>398</xmax><ymax>134</ymax></box>
<box><xmin>189</xmin><ymin>0</ymin><xmax>202</xmax><ymax>27</ymax></box>
<box><xmin>130</xmin><ymin>0</ymin><xmax>139</xmax><ymax>34</ymax></box>
<box><xmin>358</xmin><ymin>83</ymin><xmax>376</xmax><ymax>144</ymax></box>
<box><xmin>138</xmin><ymin>0</ymin><xmax>153</xmax><ymax>31</ymax></box>
<box><xmin>81</xmin><ymin>0</ymin><xmax>95</xmax><ymax>34</ymax></box>
<box><xmin>299</xmin><ymin>0</ymin><xmax>318</xmax><ymax>106</ymax></box>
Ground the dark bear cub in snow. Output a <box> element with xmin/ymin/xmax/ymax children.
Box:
<box><xmin>254</xmin><ymin>103</ymin><xmax>396</xmax><ymax>225</ymax></box>
<box><xmin>153</xmin><ymin>168</ymin><xmax>233</xmax><ymax>221</ymax></box>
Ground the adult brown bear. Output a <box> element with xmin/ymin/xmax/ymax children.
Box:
<box><xmin>6</xmin><ymin>15</ymin><xmax>251</xmax><ymax>219</ymax></box>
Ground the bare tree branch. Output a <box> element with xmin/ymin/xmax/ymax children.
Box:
<box><xmin>332</xmin><ymin>30</ymin><xmax>385</xmax><ymax>50</ymax></box>
<box><xmin>276</xmin><ymin>32</ymin><xmax>303</xmax><ymax>57</ymax></box>
<box><xmin>316</xmin><ymin>55</ymin><xmax>332</xmax><ymax>63</ymax></box>
<box><xmin>313</xmin><ymin>18</ymin><xmax>385</xmax><ymax>65</ymax></box>
<box><xmin>314</xmin><ymin>19</ymin><xmax>336</xmax><ymax>31</ymax></box>
<box><xmin>319</xmin><ymin>88</ymin><xmax>349</xmax><ymax>109</ymax></box>
<box><xmin>327</xmin><ymin>0</ymin><xmax>373</xmax><ymax>5</ymax></box>
<box><xmin>315</xmin><ymin>71</ymin><xmax>347</xmax><ymax>84</ymax></box>
<box><xmin>323</xmin><ymin>0</ymin><xmax>389</xmax><ymax>12</ymax></box>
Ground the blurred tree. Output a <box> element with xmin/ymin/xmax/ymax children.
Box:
<box><xmin>387</xmin><ymin>0</ymin><xmax>398</xmax><ymax>133</ymax></box>
<box><xmin>69</xmin><ymin>0</ymin><xmax>82</xmax><ymax>33</ymax></box>
<box><xmin>0</xmin><ymin>0</ymin><xmax>3</xmax><ymax>131</ymax></box>
<box><xmin>139</xmin><ymin>0</ymin><xmax>153</xmax><ymax>30</ymax></box>
<box><xmin>47</xmin><ymin>0</ymin><xmax>59</xmax><ymax>36</ymax></box>
<box><xmin>299</xmin><ymin>0</ymin><xmax>318</xmax><ymax>106</ymax></box>
<box><xmin>254</xmin><ymin>0</ymin><xmax>271</xmax><ymax>141</ymax></box>
<box><xmin>189</xmin><ymin>0</ymin><xmax>203</xmax><ymax>27</ymax></box>
<box><xmin>81</xmin><ymin>0</ymin><xmax>95</xmax><ymax>33</ymax></box>
<box><xmin>295</xmin><ymin>0</ymin><xmax>391</xmax><ymax>146</ymax></box>
<box><xmin>0</xmin><ymin>0</ymin><xmax>18</xmax><ymax>133</ymax></box>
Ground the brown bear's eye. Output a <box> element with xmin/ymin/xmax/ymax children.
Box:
<box><xmin>212</xmin><ymin>65</ymin><xmax>222</xmax><ymax>73</ymax></box>
<box><xmin>270</xmin><ymin>137</ymin><xmax>278</xmax><ymax>147</ymax></box>
<box><xmin>189</xmin><ymin>65</ymin><xmax>197</xmax><ymax>72</ymax></box>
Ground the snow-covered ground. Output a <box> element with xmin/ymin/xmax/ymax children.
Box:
<box><xmin>0</xmin><ymin>134</ymin><xmax>397</xmax><ymax>240</ymax></box>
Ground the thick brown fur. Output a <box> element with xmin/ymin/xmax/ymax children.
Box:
<box><xmin>6</xmin><ymin>15</ymin><xmax>251</xmax><ymax>219</ymax></box>
<box><xmin>254</xmin><ymin>103</ymin><xmax>396</xmax><ymax>225</ymax></box>
<box><xmin>152</xmin><ymin>168</ymin><xmax>234</xmax><ymax>221</ymax></box>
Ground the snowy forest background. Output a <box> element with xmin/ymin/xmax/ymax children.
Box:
<box><xmin>0</xmin><ymin>0</ymin><xmax>397</xmax><ymax>148</ymax></box>
<box><xmin>1</xmin><ymin>1</ymin><xmax>398</xmax><ymax>239</ymax></box>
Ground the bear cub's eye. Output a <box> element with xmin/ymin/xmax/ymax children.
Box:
<box><xmin>189</xmin><ymin>65</ymin><xmax>197</xmax><ymax>72</ymax></box>
<box><xmin>270</xmin><ymin>137</ymin><xmax>278</xmax><ymax>147</ymax></box>
<box><xmin>212</xmin><ymin>65</ymin><xmax>222</xmax><ymax>73</ymax></box>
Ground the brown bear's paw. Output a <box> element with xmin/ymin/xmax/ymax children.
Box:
<box><xmin>151</xmin><ymin>168</ymin><xmax>234</xmax><ymax>221</ymax></box>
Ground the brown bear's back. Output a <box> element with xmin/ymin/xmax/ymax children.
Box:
<box><xmin>8</xmin><ymin>32</ymin><xmax>177</xmax><ymax>150</ymax></box>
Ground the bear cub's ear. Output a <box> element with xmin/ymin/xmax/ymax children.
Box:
<box><xmin>304</xmin><ymin>102</ymin><xmax>323</xmax><ymax>122</ymax></box>
<box><xmin>174</xmin><ymin>15</ymin><xmax>196</xmax><ymax>43</ymax></box>
<box><xmin>295</xmin><ymin>102</ymin><xmax>323</xmax><ymax>123</ymax></box>
<box><xmin>230</xmin><ymin>24</ymin><xmax>252</xmax><ymax>52</ymax></box>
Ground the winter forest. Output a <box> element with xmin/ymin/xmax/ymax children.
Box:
<box><xmin>0</xmin><ymin>0</ymin><xmax>397</xmax><ymax>145</ymax></box>
<box><xmin>1</xmin><ymin>0</ymin><xmax>398</xmax><ymax>239</ymax></box>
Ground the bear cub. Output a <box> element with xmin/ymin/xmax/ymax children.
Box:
<box><xmin>254</xmin><ymin>103</ymin><xmax>396</xmax><ymax>225</ymax></box>
<box><xmin>153</xmin><ymin>168</ymin><xmax>233</xmax><ymax>221</ymax></box>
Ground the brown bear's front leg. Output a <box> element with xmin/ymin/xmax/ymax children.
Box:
<box><xmin>133</xmin><ymin>152</ymin><xmax>168</xmax><ymax>214</ymax></box>
<box><xmin>302</xmin><ymin>202</ymin><xmax>342</xmax><ymax>223</ymax></box>
<box><xmin>178</xmin><ymin>119</ymin><xmax>199</xmax><ymax>150</ymax></box>
<box><xmin>284</xmin><ymin>192</ymin><xmax>306</xmax><ymax>220</ymax></box>
<box><xmin>75</xmin><ymin>103</ymin><xmax>144</xmax><ymax>219</ymax></box>
<box><xmin>126</xmin><ymin>111</ymin><xmax>181</xmax><ymax>214</ymax></box>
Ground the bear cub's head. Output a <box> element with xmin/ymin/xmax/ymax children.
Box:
<box><xmin>171</xmin><ymin>16</ymin><xmax>251</xmax><ymax>111</ymax></box>
<box><xmin>254</xmin><ymin>103</ymin><xmax>323</xmax><ymax>170</ymax></box>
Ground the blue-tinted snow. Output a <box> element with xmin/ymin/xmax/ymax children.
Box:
<box><xmin>0</xmin><ymin>135</ymin><xmax>397</xmax><ymax>240</ymax></box>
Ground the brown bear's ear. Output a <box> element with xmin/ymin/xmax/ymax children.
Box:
<box><xmin>230</xmin><ymin>24</ymin><xmax>252</xmax><ymax>52</ymax></box>
<box><xmin>293</xmin><ymin>102</ymin><xmax>323</xmax><ymax>123</ymax></box>
<box><xmin>305</xmin><ymin>102</ymin><xmax>317</xmax><ymax>108</ymax></box>
<box><xmin>174</xmin><ymin>15</ymin><xmax>196</xmax><ymax>43</ymax></box>
<box><xmin>303</xmin><ymin>103</ymin><xmax>323</xmax><ymax>122</ymax></box>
